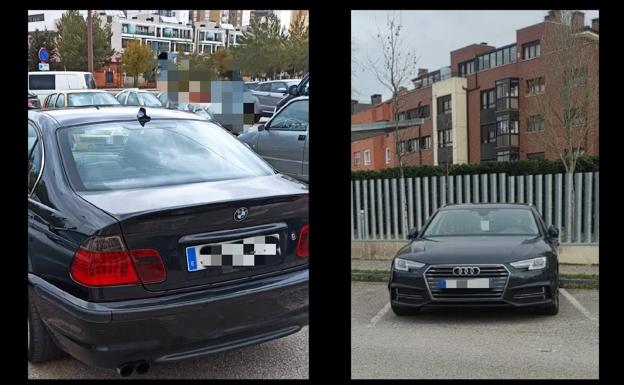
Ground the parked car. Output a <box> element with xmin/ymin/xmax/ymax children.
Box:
<box><xmin>251</xmin><ymin>79</ymin><xmax>300</xmax><ymax>117</ymax></box>
<box><xmin>275</xmin><ymin>73</ymin><xmax>309</xmax><ymax>112</ymax></box>
<box><xmin>116</xmin><ymin>89</ymin><xmax>163</xmax><ymax>107</ymax></box>
<box><xmin>27</xmin><ymin>106</ymin><xmax>309</xmax><ymax>376</ymax></box>
<box><xmin>28</xmin><ymin>71</ymin><xmax>97</xmax><ymax>105</ymax></box>
<box><xmin>245</xmin><ymin>81</ymin><xmax>260</xmax><ymax>90</ymax></box>
<box><xmin>388</xmin><ymin>203</ymin><xmax>559</xmax><ymax>316</ymax></box>
<box><xmin>156</xmin><ymin>92</ymin><xmax>178</xmax><ymax>109</ymax></box>
<box><xmin>43</xmin><ymin>90</ymin><xmax>119</xmax><ymax>108</ymax></box>
<box><xmin>28</xmin><ymin>92</ymin><xmax>41</xmax><ymax>109</ymax></box>
<box><xmin>238</xmin><ymin>96</ymin><xmax>309</xmax><ymax>182</ymax></box>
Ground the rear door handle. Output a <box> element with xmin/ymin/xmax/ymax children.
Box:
<box><xmin>298</xmin><ymin>135</ymin><xmax>307</xmax><ymax>141</ymax></box>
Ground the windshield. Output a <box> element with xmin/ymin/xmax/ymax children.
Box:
<box><xmin>422</xmin><ymin>208</ymin><xmax>540</xmax><ymax>237</ymax></box>
<box><xmin>138</xmin><ymin>92</ymin><xmax>163</xmax><ymax>107</ymax></box>
<box><xmin>57</xmin><ymin>119</ymin><xmax>275</xmax><ymax>191</ymax></box>
<box><xmin>67</xmin><ymin>92</ymin><xmax>119</xmax><ymax>106</ymax></box>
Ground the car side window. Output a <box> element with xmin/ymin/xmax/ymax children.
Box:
<box><xmin>55</xmin><ymin>94</ymin><xmax>65</xmax><ymax>108</ymax></box>
<box><xmin>271</xmin><ymin>82</ymin><xmax>286</xmax><ymax>93</ymax></box>
<box><xmin>28</xmin><ymin>123</ymin><xmax>43</xmax><ymax>194</ymax></box>
<box><xmin>301</xmin><ymin>79</ymin><xmax>309</xmax><ymax>96</ymax></box>
<box><xmin>47</xmin><ymin>94</ymin><xmax>58</xmax><ymax>108</ymax></box>
<box><xmin>257</xmin><ymin>83</ymin><xmax>270</xmax><ymax>92</ymax></box>
<box><xmin>267</xmin><ymin>100</ymin><xmax>309</xmax><ymax>132</ymax></box>
<box><xmin>116</xmin><ymin>92</ymin><xmax>127</xmax><ymax>104</ymax></box>
<box><xmin>127</xmin><ymin>92</ymin><xmax>140</xmax><ymax>106</ymax></box>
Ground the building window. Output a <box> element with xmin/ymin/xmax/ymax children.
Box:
<box><xmin>481</xmin><ymin>89</ymin><xmax>495</xmax><ymax>109</ymax></box>
<box><xmin>523</xmin><ymin>41</ymin><xmax>541</xmax><ymax>60</ymax></box>
<box><xmin>438</xmin><ymin>129</ymin><xmax>452</xmax><ymax>148</ymax></box>
<box><xmin>28</xmin><ymin>14</ymin><xmax>45</xmax><ymax>23</ymax></box>
<box><xmin>496</xmin><ymin>114</ymin><xmax>519</xmax><ymax>147</ymax></box>
<box><xmin>526</xmin><ymin>77</ymin><xmax>545</xmax><ymax>95</ymax></box>
<box><xmin>406</xmin><ymin>105</ymin><xmax>430</xmax><ymax>119</ymax></box>
<box><xmin>565</xmin><ymin>108</ymin><xmax>587</xmax><ymax>128</ymax></box>
<box><xmin>481</xmin><ymin>123</ymin><xmax>497</xmax><ymax>144</ymax></box>
<box><xmin>497</xmin><ymin>151</ymin><xmax>519</xmax><ymax>162</ymax></box>
<box><xmin>413</xmin><ymin>70</ymin><xmax>442</xmax><ymax>89</ymax></box>
<box><xmin>385</xmin><ymin>148</ymin><xmax>391</xmax><ymax>164</ymax></box>
<box><xmin>526</xmin><ymin>115</ymin><xmax>545</xmax><ymax>132</ymax></box>
<box><xmin>420</xmin><ymin>136</ymin><xmax>432</xmax><ymax>150</ymax></box>
<box><xmin>459</xmin><ymin>59</ymin><xmax>475</xmax><ymax>76</ymax></box>
<box><xmin>354</xmin><ymin>152</ymin><xmax>361</xmax><ymax>167</ymax></box>
<box><xmin>495</xmin><ymin>78</ymin><xmax>519</xmax><ymax>110</ymax></box>
<box><xmin>527</xmin><ymin>152</ymin><xmax>545</xmax><ymax>160</ymax></box>
<box><xmin>364</xmin><ymin>150</ymin><xmax>371</xmax><ymax>165</ymax></box>
<box><xmin>563</xmin><ymin>67</ymin><xmax>587</xmax><ymax>88</ymax></box>
<box><xmin>437</xmin><ymin>95</ymin><xmax>452</xmax><ymax>115</ymax></box>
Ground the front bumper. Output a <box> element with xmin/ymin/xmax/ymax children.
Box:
<box><xmin>389</xmin><ymin>264</ymin><xmax>557</xmax><ymax>309</ymax></box>
<box><xmin>28</xmin><ymin>268</ymin><xmax>308</xmax><ymax>369</ymax></box>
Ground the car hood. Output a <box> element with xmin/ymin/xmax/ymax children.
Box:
<box><xmin>395</xmin><ymin>235</ymin><xmax>552</xmax><ymax>265</ymax></box>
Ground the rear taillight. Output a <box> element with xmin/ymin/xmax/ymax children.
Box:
<box><xmin>296</xmin><ymin>225</ymin><xmax>309</xmax><ymax>258</ymax></box>
<box><xmin>70</xmin><ymin>236</ymin><xmax>166</xmax><ymax>286</ymax></box>
<box><xmin>28</xmin><ymin>99</ymin><xmax>35</xmax><ymax>106</ymax></box>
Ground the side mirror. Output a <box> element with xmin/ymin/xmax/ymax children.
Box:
<box><xmin>277</xmin><ymin>87</ymin><xmax>287</xmax><ymax>94</ymax></box>
<box><xmin>407</xmin><ymin>227</ymin><xmax>419</xmax><ymax>240</ymax></box>
<box><xmin>547</xmin><ymin>225</ymin><xmax>559</xmax><ymax>239</ymax></box>
<box><xmin>288</xmin><ymin>84</ymin><xmax>298</xmax><ymax>96</ymax></box>
<box><xmin>258</xmin><ymin>124</ymin><xmax>265</xmax><ymax>132</ymax></box>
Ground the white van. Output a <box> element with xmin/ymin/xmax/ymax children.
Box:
<box><xmin>28</xmin><ymin>71</ymin><xmax>97</xmax><ymax>104</ymax></box>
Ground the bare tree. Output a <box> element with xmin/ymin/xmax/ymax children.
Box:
<box><xmin>526</xmin><ymin>10</ymin><xmax>598</xmax><ymax>238</ymax></box>
<box><xmin>527</xmin><ymin>10</ymin><xmax>598</xmax><ymax>173</ymax></box>
<box><xmin>366</xmin><ymin>12</ymin><xmax>418</xmax><ymax>235</ymax></box>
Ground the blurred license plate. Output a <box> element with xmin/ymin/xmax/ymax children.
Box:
<box><xmin>439</xmin><ymin>278</ymin><xmax>490</xmax><ymax>289</ymax></box>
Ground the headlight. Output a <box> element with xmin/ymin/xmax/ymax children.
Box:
<box><xmin>510</xmin><ymin>257</ymin><xmax>547</xmax><ymax>270</ymax></box>
<box><xmin>394</xmin><ymin>258</ymin><xmax>425</xmax><ymax>272</ymax></box>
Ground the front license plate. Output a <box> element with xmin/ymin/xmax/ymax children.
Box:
<box><xmin>186</xmin><ymin>233</ymin><xmax>280</xmax><ymax>272</ymax></box>
<box><xmin>439</xmin><ymin>278</ymin><xmax>490</xmax><ymax>289</ymax></box>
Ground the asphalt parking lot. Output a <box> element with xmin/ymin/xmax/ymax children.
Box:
<box><xmin>28</xmin><ymin>326</ymin><xmax>308</xmax><ymax>379</ymax></box>
<box><xmin>351</xmin><ymin>282</ymin><xmax>598</xmax><ymax>379</ymax></box>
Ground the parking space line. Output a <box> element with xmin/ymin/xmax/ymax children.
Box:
<box><xmin>560</xmin><ymin>288</ymin><xmax>598</xmax><ymax>326</ymax></box>
<box><xmin>367</xmin><ymin>302</ymin><xmax>391</xmax><ymax>328</ymax></box>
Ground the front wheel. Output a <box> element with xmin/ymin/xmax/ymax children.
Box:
<box><xmin>391</xmin><ymin>302</ymin><xmax>421</xmax><ymax>316</ymax></box>
<box><xmin>534</xmin><ymin>286</ymin><xmax>559</xmax><ymax>316</ymax></box>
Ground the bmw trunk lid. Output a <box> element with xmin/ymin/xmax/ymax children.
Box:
<box><xmin>77</xmin><ymin>175</ymin><xmax>309</xmax><ymax>292</ymax></box>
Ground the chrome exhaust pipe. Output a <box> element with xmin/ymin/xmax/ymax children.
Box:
<box><xmin>117</xmin><ymin>363</ymin><xmax>135</xmax><ymax>377</ymax></box>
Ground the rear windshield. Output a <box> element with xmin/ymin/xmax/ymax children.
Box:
<box><xmin>423</xmin><ymin>208</ymin><xmax>540</xmax><ymax>237</ymax></box>
<box><xmin>57</xmin><ymin>119</ymin><xmax>275</xmax><ymax>191</ymax></box>
<box><xmin>29</xmin><ymin>74</ymin><xmax>55</xmax><ymax>90</ymax></box>
<box><xmin>67</xmin><ymin>92</ymin><xmax>119</xmax><ymax>106</ymax></box>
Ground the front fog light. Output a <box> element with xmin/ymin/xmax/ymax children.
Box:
<box><xmin>394</xmin><ymin>258</ymin><xmax>425</xmax><ymax>272</ymax></box>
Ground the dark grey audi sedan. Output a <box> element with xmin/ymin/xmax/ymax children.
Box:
<box><xmin>28</xmin><ymin>106</ymin><xmax>308</xmax><ymax>376</ymax></box>
<box><xmin>389</xmin><ymin>203</ymin><xmax>559</xmax><ymax>316</ymax></box>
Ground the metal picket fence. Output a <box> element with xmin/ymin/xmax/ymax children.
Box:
<box><xmin>351</xmin><ymin>172</ymin><xmax>599</xmax><ymax>244</ymax></box>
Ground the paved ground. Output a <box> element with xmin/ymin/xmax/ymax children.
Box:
<box><xmin>352</xmin><ymin>260</ymin><xmax>599</xmax><ymax>276</ymax></box>
<box><xmin>351</xmin><ymin>282</ymin><xmax>598</xmax><ymax>379</ymax></box>
<box><xmin>28</xmin><ymin>326</ymin><xmax>308</xmax><ymax>379</ymax></box>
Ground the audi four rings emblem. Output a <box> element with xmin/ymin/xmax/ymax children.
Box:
<box><xmin>452</xmin><ymin>266</ymin><xmax>480</xmax><ymax>276</ymax></box>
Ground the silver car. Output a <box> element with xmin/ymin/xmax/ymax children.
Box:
<box><xmin>237</xmin><ymin>96</ymin><xmax>309</xmax><ymax>182</ymax></box>
<box><xmin>251</xmin><ymin>79</ymin><xmax>300</xmax><ymax>117</ymax></box>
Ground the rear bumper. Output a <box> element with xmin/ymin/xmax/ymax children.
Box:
<box><xmin>29</xmin><ymin>268</ymin><xmax>308</xmax><ymax>369</ymax></box>
<box><xmin>389</xmin><ymin>265</ymin><xmax>557</xmax><ymax>309</ymax></box>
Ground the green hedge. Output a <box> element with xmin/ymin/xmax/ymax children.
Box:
<box><xmin>351</xmin><ymin>155</ymin><xmax>599</xmax><ymax>180</ymax></box>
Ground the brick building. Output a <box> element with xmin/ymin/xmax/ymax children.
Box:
<box><xmin>351</xmin><ymin>11</ymin><xmax>599</xmax><ymax>171</ymax></box>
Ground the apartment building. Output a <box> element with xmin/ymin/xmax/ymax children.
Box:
<box><xmin>351</xmin><ymin>11</ymin><xmax>599</xmax><ymax>171</ymax></box>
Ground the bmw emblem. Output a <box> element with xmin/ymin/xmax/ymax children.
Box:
<box><xmin>234</xmin><ymin>207</ymin><xmax>248</xmax><ymax>222</ymax></box>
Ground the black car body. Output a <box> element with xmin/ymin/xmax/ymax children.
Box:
<box><xmin>275</xmin><ymin>73</ymin><xmax>309</xmax><ymax>113</ymax></box>
<box><xmin>28</xmin><ymin>107</ymin><xmax>309</xmax><ymax>374</ymax></box>
<box><xmin>389</xmin><ymin>204</ymin><xmax>559</xmax><ymax>315</ymax></box>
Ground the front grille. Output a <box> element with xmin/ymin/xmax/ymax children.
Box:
<box><xmin>425</xmin><ymin>265</ymin><xmax>509</xmax><ymax>300</ymax></box>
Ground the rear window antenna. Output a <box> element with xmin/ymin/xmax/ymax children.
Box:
<box><xmin>137</xmin><ymin>107</ymin><xmax>151</xmax><ymax>127</ymax></box>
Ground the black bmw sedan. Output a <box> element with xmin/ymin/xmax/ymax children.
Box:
<box><xmin>28</xmin><ymin>106</ymin><xmax>309</xmax><ymax>376</ymax></box>
<box><xmin>389</xmin><ymin>204</ymin><xmax>559</xmax><ymax>316</ymax></box>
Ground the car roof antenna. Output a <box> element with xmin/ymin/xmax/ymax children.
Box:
<box><xmin>137</xmin><ymin>107</ymin><xmax>151</xmax><ymax>127</ymax></box>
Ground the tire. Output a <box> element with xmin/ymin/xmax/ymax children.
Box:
<box><xmin>28</xmin><ymin>292</ymin><xmax>65</xmax><ymax>363</ymax></box>
<box><xmin>534</xmin><ymin>286</ymin><xmax>559</xmax><ymax>316</ymax></box>
<box><xmin>391</xmin><ymin>302</ymin><xmax>421</xmax><ymax>316</ymax></box>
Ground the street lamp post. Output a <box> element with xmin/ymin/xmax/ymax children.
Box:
<box><xmin>87</xmin><ymin>10</ymin><xmax>94</xmax><ymax>74</ymax></box>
